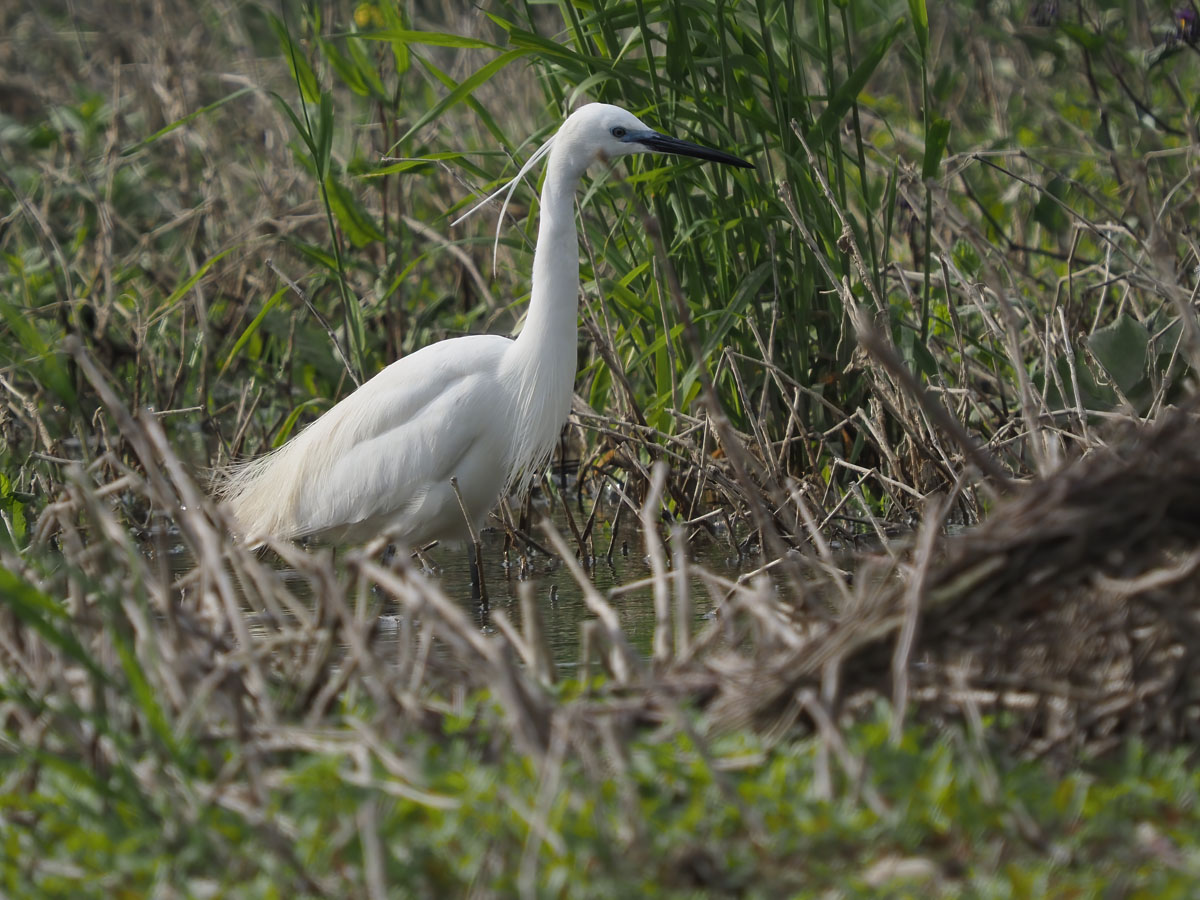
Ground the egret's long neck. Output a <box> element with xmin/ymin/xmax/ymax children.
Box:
<box><xmin>514</xmin><ymin>150</ymin><xmax>582</xmax><ymax>356</ymax></box>
<box><xmin>499</xmin><ymin>142</ymin><xmax>586</xmax><ymax>490</ymax></box>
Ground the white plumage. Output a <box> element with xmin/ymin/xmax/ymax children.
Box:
<box><xmin>217</xmin><ymin>101</ymin><xmax>751</xmax><ymax>548</ymax></box>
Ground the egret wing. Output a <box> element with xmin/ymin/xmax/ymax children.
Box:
<box><xmin>288</xmin><ymin>335</ymin><xmax>514</xmax><ymax>539</ymax></box>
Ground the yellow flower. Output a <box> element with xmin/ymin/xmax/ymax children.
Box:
<box><xmin>354</xmin><ymin>3</ymin><xmax>383</xmax><ymax>29</ymax></box>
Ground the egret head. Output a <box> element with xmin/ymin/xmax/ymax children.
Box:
<box><xmin>558</xmin><ymin>102</ymin><xmax>753</xmax><ymax>174</ymax></box>
<box><xmin>450</xmin><ymin>101</ymin><xmax>752</xmax><ymax>264</ymax></box>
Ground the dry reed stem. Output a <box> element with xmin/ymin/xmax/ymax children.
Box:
<box><xmin>15</xmin><ymin>184</ymin><xmax>1200</xmax><ymax>879</ymax></box>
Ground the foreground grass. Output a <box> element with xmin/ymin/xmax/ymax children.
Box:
<box><xmin>5</xmin><ymin>694</ymin><xmax>1199</xmax><ymax>898</ymax></box>
<box><xmin>2</xmin><ymin>377</ymin><xmax>1196</xmax><ymax>896</ymax></box>
<box><xmin>4</xmin><ymin>0</ymin><xmax>1196</xmax><ymax>540</ymax></box>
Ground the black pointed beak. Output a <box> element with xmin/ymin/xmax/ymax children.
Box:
<box><xmin>631</xmin><ymin>131</ymin><xmax>753</xmax><ymax>169</ymax></box>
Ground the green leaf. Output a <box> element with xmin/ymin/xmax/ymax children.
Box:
<box><xmin>908</xmin><ymin>0</ymin><xmax>929</xmax><ymax>57</ymax></box>
<box><xmin>1088</xmin><ymin>314</ymin><xmax>1149</xmax><ymax>400</ymax></box>
<box><xmin>346</xmin><ymin>35</ymin><xmax>388</xmax><ymax>98</ymax></box>
<box><xmin>912</xmin><ymin>339</ymin><xmax>939</xmax><ymax>379</ymax></box>
<box><xmin>316</xmin><ymin>92</ymin><xmax>334</xmax><ymax>178</ymax></box>
<box><xmin>274</xmin><ymin>399</ymin><xmax>325</xmax><ymax>447</ymax></box>
<box><xmin>374</xmin><ymin>3</ymin><xmax>412</xmax><ymax>74</ymax></box>
<box><xmin>365</xmin><ymin>151</ymin><xmax>462</xmax><ymax>178</ymax></box>
<box><xmin>588</xmin><ymin>362</ymin><xmax>612</xmax><ymax>414</ymax></box>
<box><xmin>0</xmin><ymin>298</ymin><xmax>76</xmax><ymax>408</ymax></box>
<box><xmin>0</xmin><ymin>565</ymin><xmax>108</xmax><ymax>682</ymax></box>
<box><xmin>150</xmin><ymin>247</ymin><xmax>237</xmax><ymax>320</ymax></box>
<box><xmin>109</xmin><ymin>610</ymin><xmax>180</xmax><ymax>759</ymax></box>
<box><xmin>1033</xmin><ymin>176</ymin><xmax>1069</xmax><ymax>233</ymax></box>
<box><xmin>288</xmin><ymin>239</ymin><xmax>338</xmax><ymax>270</ymax></box>
<box><xmin>219</xmin><ymin>286</ymin><xmax>289</xmax><ymax>377</ymax></box>
<box><xmin>396</xmin><ymin>49</ymin><xmax>529</xmax><ymax>146</ymax></box>
<box><xmin>807</xmin><ymin>19</ymin><xmax>905</xmax><ymax>146</ymax></box>
<box><xmin>269</xmin><ymin>14</ymin><xmax>321</xmax><ymax>104</ymax></box>
<box><xmin>0</xmin><ymin>472</ymin><xmax>26</xmax><ymax>548</ymax></box>
<box><xmin>324</xmin><ymin>174</ymin><xmax>385</xmax><ymax>247</ymax></box>
<box><xmin>1151</xmin><ymin>318</ymin><xmax>1186</xmax><ymax>372</ymax></box>
<box><xmin>653</xmin><ymin>339</ymin><xmax>672</xmax><ymax>430</ymax></box>
<box><xmin>1059</xmin><ymin>22</ymin><xmax>1106</xmax><ymax>52</ymax></box>
<box><xmin>120</xmin><ymin>88</ymin><xmax>253</xmax><ymax>156</ymax></box>
<box><xmin>354</xmin><ymin>28</ymin><xmax>501</xmax><ymax>50</ymax></box>
<box><xmin>269</xmin><ymin>90</ymin><xmax>320</xmax><ymax>161</ymax></box>
<box><xmin>504</xmin><ymin>24</ymin><xmax>629</xmax><ymax>78</ymax></box>
<box><xmin>412</xmin><ymin>56</ymin><xmax>512</xmax><ymax>149</ymax></box>
<box><xmin>319</xmin><ymin>37</ymin><xmax>369</xmax><ymax>97</ymax></box>
<box><xmin>922</xmin><ymin>117</ymin><xmax>951</xmax><ymax>179</ymax></box>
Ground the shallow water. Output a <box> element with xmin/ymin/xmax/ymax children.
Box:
<box><xmin>160</xmin><ymin>494</ymin><xmax>751</xmax><ymax>667</ymax></box>
<box><xmin>406</xmin><ymin>516</ymin><xmax>742</xmax><ymax>666</ymax></box>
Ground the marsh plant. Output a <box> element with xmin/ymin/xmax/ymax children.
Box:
<box><xmin>2</xmin><ymin>0</ymin><xmax>1200</xmax><ymax>895</ymax></box>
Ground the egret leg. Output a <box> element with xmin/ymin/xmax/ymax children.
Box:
<box><xmin>449</xmin><ymin>476</ymin><xmax>489</xmax><ymax>604</ymax></box>
<box><xmin>468</xmin><ymin>553</ymin><xmax>484</xmax><ymax>603</ymax></box>
<box><xmin>412</xmin><ymin>541</ymin><xmax>439</xmax><ymax>574</ymax></box>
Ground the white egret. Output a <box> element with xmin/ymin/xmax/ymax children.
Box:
<box><xmin>218</xmin><ymin>101</ymin><xmax>752</xmax><ymax>549</ymax></box>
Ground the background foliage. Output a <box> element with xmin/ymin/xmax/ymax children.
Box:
<box><xmin>2</xmin><ymin>0</ymin><xmax>1200</xmax><ymax>895</ymax></box>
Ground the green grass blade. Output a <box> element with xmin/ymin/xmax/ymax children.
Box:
<box><xmin>325</xmin><ymin>172</ymin><xmax>384</xmax><ymax>247</ymax></box>
<box><xmin>395</xmin><ymin>48</ymin><xmax>530</xmax><ymax>148</ymax></box>
<box><xmin>319</xmin><ymin>37</ymin><xmax>369</xmax><ymax>97</ymax></box>
<box><xmin>354</xmin><ymin>29</ymin><xmax>501</xmax><ymax>50</ymax></box>
<box><xmin>0</xmin><ymin>565</ymin><xmax>108</xmax><ymax>683</ymax></box>
<box><xmin>269</xmin><ymin>12</ymin><xmax>320</xmax><ymax>103</ymax></box>
<box><xmin>0</xmin><ymin>298</ymin><xmax>76</xmax><ymax>409</ymax></box>
<box><xmin>922</xmin><ymin>117</ymin><xmax>951</xmax><ymax>179</ymax></box>
<box><xmin>269</xmin><ymin>90</ymin><xmax>321</xmax><ymax>160</ymax></box>
<box><xmin>120</xmin><ymin>87</ymin><xmax>253</xmax><ymax>156</ymax></box>
<box><xmin>218</xmin><ymin>286</ymin><xmax>288</xmax><ymax>377</ymax></box>
<box><xmin>274</xmin><ymin>398</ymin><xmax>325</xmax><ymax>447</ymax></box>
<box><xmin>806</xmin><ymin>18</ymin><xmax>905</xmax><ymax>146</ymax></box>
<box><xmin>908</xmin><ymin>0</ymin><xmax>929</xmax><ymax>57</ymax></box>
<box><xmin>316</xmin><ymin>92</ymin><xmax>334</xmax><ymax>178</ymax></box>
<box><xmin>149</xmin><ymin>246</ymin><xmax>237</xmax><ymax>320</ymax></box>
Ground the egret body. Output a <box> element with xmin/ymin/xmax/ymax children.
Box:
<box><xmin>219</xmin><ymin>102</ymin><xmax>751</xmax><ymax>547</ymax></box>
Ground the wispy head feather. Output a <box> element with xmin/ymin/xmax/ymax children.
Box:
<box><xmin>451</xmin><ymin>134</ymin><xmax>557</xmax><ymax>270</ymax></box>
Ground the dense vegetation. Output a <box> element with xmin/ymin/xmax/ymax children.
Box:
<box><xmin>3</xmin><ymin>0</ymin><xmax>1200</xmax><ymax>895</ymax></box>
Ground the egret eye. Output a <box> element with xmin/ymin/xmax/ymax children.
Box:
<box><xmin>611</xmin><ymin>126</ymin><xmax>627</xmax><ymax>138</ymax></box>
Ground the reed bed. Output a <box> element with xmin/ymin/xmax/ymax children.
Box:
<box><xmin>4</xmin><ymin>0</ymin><xmax>1200</xmax><ymax>894</ymax></box>
<box><xmin>9</xmin><ymin>305</ymin><xmax>1200</xmax><ymax>895</ymax></box>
